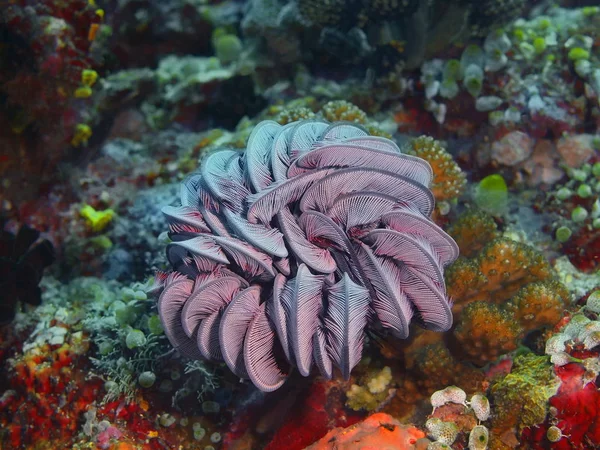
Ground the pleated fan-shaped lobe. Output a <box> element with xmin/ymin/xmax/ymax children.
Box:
<box><xmin>381</xmin><ymin>208</ymin><xmax>459</xmax><ymax>266</ymax></box>
<box><xmin>280</xmin><ymin>264</ymin><xmax>324</xmax><ymax>376</ymax></box>
<box><xmin>244</xmin><ymin>120</ymin><xmax>280</xmax><ymax>192</ymax></box>
<box><xmin>153</xmin><ymin>119</ymin><xmax>459</xmax><ymax>392</ymax></box>
<box><xmin>244</xmin><ymin>302</ymin><xmax>290</xmax><ymax>391</ymax></box>
<box><xmin>219</xmin><ymin>286</ymin><xmax>262</xmax><ymax>378</ymax></box>
<box><xmin>180</xmin><ymin>276</ymin><xmax>248</xmax><ymax>337</ymax></box>
<box><xmin>355</xmin><ymin>242</ymin><xmax>413</xmax><ymax>339</ymax></box>
<box><xmin>324</xmin><ymin>274</ymin><xmax>370</xmax><ymax>380</ymax></box>
<box><xmin>299</xmin><ymin>167</ymin><xmax>435</xmax><ymax>216</ymax></box>
<box><xmin>158</xmin><ymin>273</ymin><xmax>202</xmax><ymax>359</ymax></box>
<box><xmin>288</xmin><ymin>142</ymin><xmax>432</xmax><ymax>187</ymax></box>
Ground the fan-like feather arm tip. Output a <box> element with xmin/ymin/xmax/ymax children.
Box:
<box><xmin>212</xmin><ymin>235</ymin><xmax>275</xmax><ymax>279</ymax></box>
<box><xmin>269</xmin><ymin>274</ymin><xmax>292</xmax><ymax>362</ymax></box>
<box><xmin>246</xmin><ymin>168</ymin><xmax>333</xmax><ymax>225</ymax></box>
<box><xmin>324</xmin><ymin>273</ymin><xmax>370</xmax><ymax>379</ymax></box>
<box><xmin>244</xmin><ymin>303</ymin><xmax>289</xmax><ymax>392</ymax></box>
<box><xmin>180</xmin><ymin>276</ymin><xmax>248</xmax><ymax>337</ymax></box>
<box><xmin>381</xmin><ymin>209</ymin><xmax>459</xmax><ymax>265</ymax></box>
<box><xmin>223</xmin><ymin>208</ymin><xmax>288</xmax><ymax>258</ymax></box>
<box><xmin>167</xmin><ymin>235</ymin><xmax>230</xmax><ymax>265</ymax></box>
<box><xmin>326</xmin><ymin>191</ymin><xmax>399</xmax><ymax>231</ymax></box>
<box><xmin>158</xmin><ymin>277</ymin><xmax>202</xmax><ymax>359</ymax></box>
<box><xmin>298</xmin><ymin>210</ymin><xmax>352</xmax><ymax>254</ymax></box>
<box><xmin>313</xmin><ymin>324</ymin><xmax>332</xmax><ymax>379</ymax></box>
<box><xmin>244</xmin><ymin>120</ymin><xmax>280</xmax><ymax>192</ymax></box>
<box><xmin>355</xmin><ymin>242</ymin><xmax>413</xmax><ymax>339</ymax></box>
<box><xmin>219</xmin><ymin>285</ymin><xmax>262</xmax><ymax>379</ymax></box>
<box><xmin>197</xmin><ymin>309</ymin><xmax>224</xmax><ymax>361</ymax></box>
<box><xmin>162</xmin><ymin>205</ymin><xmax>211</xmax><ymax>234</ymax></box>
<box><xmin>288</xmin><ymin>120</ymin><xmax>329</xmax><ymax>154</ymax></box>
<box><xmin>270</xmin><ymin>122</ymin><xmax>297</xmax><ymax>182</ymax></box>
<box><xmin>288</xmin><ymin>143</ymin><xmax>432</xmax><ymax>187</ymax></box>
<box><xmin>299</xmin><ymin>167</ymin><xmax>434</xmax><ymax>217</ymax></box>
<box><xmin>277</xmin><ymin>208</ymin><xmax>336</xmax><ymax>274</ymax></box>
<box><xmin>343</xmin><ymin>136</ymin><xmax>434</xmax><ymax>183</ymax></box>
<box><xmin>399</xmin><ymin>264</ymin><xmax>453</xmax><ymax>332</ymax></box>
<box><xmin>364</xmin><ymin>229</ymin><xmax>445</xmax><ymax>287</ymax></box>
<box><xmin>146</xmin><ymin>270</ymin><xmax>170</xmax><ymax>296</ymax></box>
<box><xmin>180</xmin><ymin>173</ymin><xmax>201</xmax><ymax>207</ymax></box>
<box><xmin>282</xmin><ymin>264</ymin><xmax>324</xmax><ymax>376</ymax></box>
<box><xmin>319</xmin><ymin>122</ymin><xmax>368</xmax><ymax>141</ymax></box>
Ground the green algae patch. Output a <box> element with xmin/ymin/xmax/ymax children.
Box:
<box><xmin>491</xmin><ymin>353</ymin><xmax>559</xmax><ymax>433</ymax></box>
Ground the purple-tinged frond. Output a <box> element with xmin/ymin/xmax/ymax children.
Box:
<box><xmin>341</xmin><ymin>136</ymin><xmax>401</xmax><ymax>152</ymax></box>
<box><xmin>281</xmin><ymin>264</ymin><xmax>324</xmax><ymax>376</ymax></box>
<box><xmin>326</xmin><ymin>192</ymin><xmax>397</xmax><ymax>231</ymax></box>
<box><xmin>300</xmin><ymin>168</ymin><xmax>434</xmax><ymax>216</ymax></box>
<box><xmin>211</xmin><ymin>235</ymin><xmax>275</xmax><ymax>279</ymax></box>
<box><xmin>244</xmin><ymin>303</ymin><xmax>289</xmax><ymax>392</ymax></box>
<box><xmin>147</xmin><ymin>270</ymin><xmax>170</xmax><ymax>296</ymax></box>
<box><xmin>288</xmin><ymin>143</ymin><xmax>432</xmax><ymax>187</ymax></box>
<box><xmin>191</xmin><ymin>253</ymin><xmax>222</xmax><ymax>273</ymax></box>
<box><xmin>246</xmin><ymin>168</ymin><xmax>333</xmax><ymax>225</ymax></box>
<box><xmin>244</xmin><ymin>120</ymin><xmax>280</xmax><ymax>192</ymax></box>
<box><xmin>219</xmin><ymin>286</ymin><xmax>262</xmax><ymax>378</ymax></box>
<box><xmin>202</xmin><ymin>150</ymin><xmax>249</xmax><ymax>213</ymax></box>
<box><xmin>181</xmin><ymin>276</ymin><xmax>248</xmax><ymax>337</ymax></box>
<box><xmin>324</xmin><ymin>273</ymin><xmax>370</xmax><ymax>379</ymax></box>
<box><xmin>319</xmin><ymin>122</ymin><xmax>368</xmax><ymax>141</ymax></box>
<box><xmin>288</xmin><ymin>120</ymin><xmax>329</xmax><ymax>155</ymax></box>
<box><xmin>313</xmin><ymin>324</ymin><xmax>332</xmax><ymax>379</ymax></box>
<box><xmin>162</xmin><ymin>205</ymin><xmax>211</xmax><ymax>234</ymax></box>
<box><xmin>355</xmin><ymin>242</ymin><xmax>413</xmax><ymax>338</ymax></box>
<box><xmin>158</xmin><ymin>274</ymin><xmax>202</xmax><ymax>359</ymax></box>
<box><xmin>343</xmin><ymin>136</ymin><xmax>434</xmax><ymax>185</ymax></box>
<box><xmin>167</xmin><ymin>235</ymin><xmax>229</xmax><ymax>266</ymax></box>
<box><xmin>277</xmin><ymin>208</ymin><xmax>337</xmax><ymax>274</ymax></box>
<box><xmin>273</xmin><ymin>256</ymin><xmax>291</xmax><ymax>276</ymax></box>
<box><xmin>197</xmin><ymin>309</ymin><xmax>224</xmax><ymax>361</ymax></box>
<box><xmin>180</xmin><ymin>173</ymin><xmax>201</xmax><ymax>207</ymax></box>
<box><xmin>223</xmin><ymin>208</ymin><xmax>288</xmax><ymax>258</ymax></box>
<box><xmin>381</xmin><ymin>209</ymin><xmax>459</xmax><ymax>266</ymax></box>
<box><xmin>270</xmin><ymin>123</ymin><xmax>296</xmax><ymax>182</ymax></box>
<box><xmin>268</xmin><ymin>274</ymin><xmax>292</xmax><ymax>361</ymax></box>
<box><xmin>196</xmin><ymin>180</ymin><xmax>222</xmax><ymax>213</ymax></box>
<box><xmin>298</xmin><ymin>211</ymin><xmax>352</xmax><ymax>254</ymax></box>
<box><xmin>365</xmin><ymin>229</ymin><xmax>445</xmax><ymax>287</ymax></box>
<box><xmin>197</xmin><ymin>203</ymin><xmax>232</xmax><ymax>238</ymax></box>
<box><xmin>399</xmin><ymin>264</ymin><xmax>453</xmax><ymax>332</ymax></box>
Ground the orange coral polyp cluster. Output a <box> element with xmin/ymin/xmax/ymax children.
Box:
<box><xmin>453</xmin><ymin>302</ymin><xmax>522</xmax><ymax>365</ymax></box>
<box><xmin>406</xmin><ymin>136</ymin><xmax>466</xmax><ymax>202</ymax></box>
<box><xmin>321</xmin><ymin>100</ymin><xmax>368</xmax><ymax>124</ymax></box>
<box><xmin>446</xmin><ymin>238</ymin><xmax>553</xmax><ymax>307</ymax></box>
<box><xmin>447</xmin><ymin>209</ymin><xmax>499</xmax><ymax>258</ymax></box>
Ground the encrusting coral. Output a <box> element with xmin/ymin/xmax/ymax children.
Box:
<box><xmin>452</xmin><ymin>302</ymin><xmax>523</xmax><ymax>365</ymax></box>
<box><xmin>446</xmin><ymin>209</ymin><xmax>500</xmax><ymax>258</ymax></box>
<box><xmin>151</xmin><ymin>119</ymin><xmax>459</xmax><ymax>391</ymax></box>
<box><xmin>446</xmin><ymin>237</ymin><xmax>554</xmax><ymax>308</ymax></box>
<box><xmin>405</xmin><ymin>136</ymin><xmax>467</xmax><ymax>204</ymax></box>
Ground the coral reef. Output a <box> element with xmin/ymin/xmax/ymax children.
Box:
<box><xmin>1</xmin><ymin>1</ymin><xmax>600</xmax><ymax>449</ymax></box>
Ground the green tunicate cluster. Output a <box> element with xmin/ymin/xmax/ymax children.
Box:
<box><xmin>138</xmin><ymin>371</ymin><xmax>156</xmax><ymax>388</ymax></box>
<box><xmin>551</xmin><ymin>159</ymin><xmax>600</xmax><ymax>239</ymax></box>
<box><xmin>212</xmin><ymin>28</ymin><xmax>243</xmax><ymax>65</ymax></box>
<box><xmin>555</xmin><ymin>226</ymin><xmax>572</xmax><ymax>243</ymax></box>
<box><xmin>474</xmin><ymin>174</ymin><xmax>508</xmax><ymax>216</ymax></box>
<box><xmin>125</xmin><ymin>328</ymin><xmax>147</xmax><ymax>349</ymax></box>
